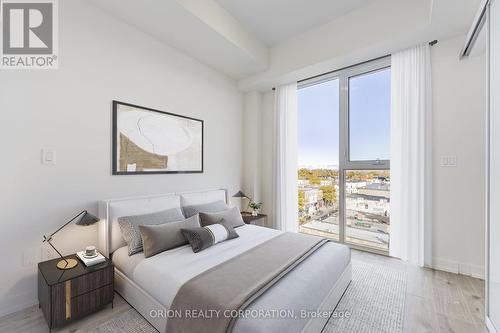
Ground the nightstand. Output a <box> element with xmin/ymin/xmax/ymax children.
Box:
<box><xmin>241</xmin><ymin>213</ymin><xmax>267</xmax><ymax>227</ymax></box>
<box><xmin>38</xmin><ymin>254</ymin><xmax>114</xmax><ymax>332</ymax></box>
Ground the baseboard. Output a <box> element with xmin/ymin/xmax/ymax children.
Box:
<box><xmin>0</xmin><ymin>289</ymin><xmax>38</xmax><ymax>318</ymax></box>
<box><xmin>466</xmin><ymin>263</ymin><xmax>486</xmax><ymax>280</ymax></box>
<box><xmin>431</xmin><ymin>258</ymin><xmax>459</xmax><ymax>274</ymax></box>
<box><xmin>431</xmin><ymin>257</ymin><xmax>485</xmax><ymax>280</ymax></box>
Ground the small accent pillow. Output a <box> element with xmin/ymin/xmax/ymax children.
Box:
<box><xmin>199</xmin><ymin>206</ymin><xmax>245</xmax><ymax>229</ymax></box>
<box><xmin>182</xmin><ymin>200</ymin><xmax>229</xmax><ymax>218</ymax></box>
<box><xmin>118</xmin><ymin>207</ymin><xmax>185</xmax><ymax>256</ymax></box>
<box><xmin>181</xmin><ymin>220</ymin><xmax>239</xmax><ymax>253</ymax></box>
<box><xmin>139</xmin><ymin>215</ymin><xmax>201</xmax><ymax>258</ymax></box>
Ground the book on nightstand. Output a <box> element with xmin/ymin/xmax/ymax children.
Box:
<box><xmin>76</xmin><ymin>251</ymin><xmax>106</xmax><ymax>266</ymax></box>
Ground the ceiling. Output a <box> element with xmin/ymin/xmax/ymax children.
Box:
<box><xmin>86</xmin><ymin>0</ymin><xmax>482</xmax><ymax>81</ymax></box>
<box><xmin>87</xmin><ymin>0</ymin><xmax>269</xmax><ymax>79</ymax></box>
<box><xmin>215</xmin><ymin>0</ymin><xmax>376</xmax><ymax>46</ymax></box>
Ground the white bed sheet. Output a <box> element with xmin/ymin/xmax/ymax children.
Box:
<box><xmin>114</xmin><ymin>224</ymin><xmax>282</xmax><ymax>307</ymax></box>
<box><xmin>112</xmin><ymin>246</ymin><xmax>145</xmax><ymax>278</ymax></box>
<box><xmin>112</xmin><ymin>225</ymin><xmax>351</xmax><ymax>333</ymax></box>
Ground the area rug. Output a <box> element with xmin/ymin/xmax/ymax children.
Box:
<box><xmin>86</xmin><ymin>308</ymin><xmax>157</xmax><ymax>333</ymax></box>
<box><xmin>322</xmin><ymin>260</ymin><xmax>407</xmax><ymax>333</ymax></box>
<box><xmin>83</xmin><ymin>259</ymin><xmax>407</xmax><ymax>333</ymax></box>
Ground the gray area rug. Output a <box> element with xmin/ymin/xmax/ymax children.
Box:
<box><xmin>84</xmin><ymin>259</ymin><xmax>406</xmax><ymax>333</ymax></box>
<box><xmin>86</xmin><ymin>309</ymin><xmax>157</xmax><ymax>333</ymax></box>
<box><xmin>322</xmin><ymin>260</ymin><xmax>407</xmax><ymax>333</ymax></box>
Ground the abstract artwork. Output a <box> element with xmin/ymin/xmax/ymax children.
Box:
<box><xmin>112</xmin><ymin>101</ymin><xmax>203</xmax><ymax>175</ymax></box>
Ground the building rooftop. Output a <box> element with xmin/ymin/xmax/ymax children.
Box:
<box><xmin>362</xmin><ymin>183</ymin><xmax>390</xmax><ymax>191</ymax></box>
<box><xmin>349</xmin><ymin>193</ymin><xmax>391</xmax><ymax>202</ymax></box>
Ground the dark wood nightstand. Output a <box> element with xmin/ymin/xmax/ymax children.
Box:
<box><xmin>38</xmin><ymin>254</ymin><xmax>114</xmax><ymax>332</ymax></box>
<box><xmin>241</xmin><ymin>213</ymin><xmax>267</xmax><ymax>227</ymax></box>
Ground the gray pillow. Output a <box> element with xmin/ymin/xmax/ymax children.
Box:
<box><xmin>181</xmin><ymin>220</ymin><xmax>239</xmax><ymax>253</ymax></box>
<box><xmin>182</xmin><ymin>200</ymin><xmax>229</xmax><ymax>218</ymax></box>
<box><xmin>118</xmin><ymin>207</ymin><xmax>185</xmax><ymax>256</ymax></box>
<box><xmin>139</xmin><ymin>215</ymin><xmax>201</xmax><ymax>258</ymax></box>
<box><xmin>199</xmin><ymin>206</ymin><xmax>245</xmax><ymax>229</ymax></box>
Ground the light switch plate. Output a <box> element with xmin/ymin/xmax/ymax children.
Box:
<box><xmin>41</xmin><ymin>149</ymin><xmax>56</xmax><ymax>165</ymax></box>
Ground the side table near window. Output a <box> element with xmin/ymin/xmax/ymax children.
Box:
<box><xmin>241</xmin><ymin>213</ymin><xmax>267</xmax><ymax>227</ymax></box>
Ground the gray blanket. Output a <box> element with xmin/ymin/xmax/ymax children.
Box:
<box><xmin>166</xmin><ymin>232</ymin><xmax>328</xmax><ymax>333</ymax></box>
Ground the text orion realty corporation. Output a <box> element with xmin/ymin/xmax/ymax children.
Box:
<box><xmin>1</xmin><ymin>0</ymin><xmax>58</xmax><ymax>69</ymax></box>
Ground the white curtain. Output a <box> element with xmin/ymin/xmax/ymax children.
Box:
<box><xmin>390</xmin><ymin>44</ymin><xmax>433</xmax><ymax>267</ymax></box>
<box><xmin>273</xmin><ymin>83</ymin><xmax>299</xmax><ymax>232</ymax></box>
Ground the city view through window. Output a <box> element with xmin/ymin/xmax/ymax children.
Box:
<box><xmin>298</xmin><ymin>67</ymin><xmax>391</xmax><ymax>252</ymax></box>
<box><xmin>298</xmin><ymin>169</ymin><xmax>390</xmax><ymax>250</ymax></box>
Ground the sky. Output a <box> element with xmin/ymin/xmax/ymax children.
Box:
<box><xmin>298</xmin><ymin>68</ymin><xmax>391</xmax><ymax>168</ymax></box>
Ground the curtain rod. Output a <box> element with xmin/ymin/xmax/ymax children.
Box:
<box><xmin>271</xmin><ymin>40</ymin><xmax>438</xmax><ymax>91</ymax></box>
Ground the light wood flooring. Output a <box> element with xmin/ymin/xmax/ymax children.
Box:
<box><xmin>0</xmin><ymin>250</ymin><xmax>488</xmax><ymax>333</ymax></box>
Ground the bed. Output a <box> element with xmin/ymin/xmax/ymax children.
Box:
<box><xmin>98</xmin><ymin>189</ymin><xmax>351</xmax><ymax>333</ymax></box>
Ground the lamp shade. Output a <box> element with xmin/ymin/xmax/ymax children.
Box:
<box><xmin>76</xmin><ymin>211</ymin><xmax>100</xmax><ymax>226</ymax></box>
<box><xmin>232</xmin><ymin>190</ymin><xmax>248</xmax><ymax>198</ymax></box>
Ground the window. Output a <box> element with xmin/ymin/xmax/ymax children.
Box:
<box><xmin>349</xmin><ymin>69</ymin><xmax>391</xmax><ymax>162</ymax></box>
<box><xmin>345</xmin><ymin>170</ymin><xmax>390</xmax><ymax>251</ymax></box>
<box><xmin>298</xmin><ymin>79</ymin><xmax>339</xmax><ymax>241</ymax></box>
<box><xmin>297</xmin><ymin>57</ymin><xmax>391</xmax><ymax>254</ymax></box>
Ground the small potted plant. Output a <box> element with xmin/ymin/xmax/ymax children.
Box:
<box><xmin>248</xmin><ymin>202</ymin><xmax>262</xmax><ymax>216</ymax></box>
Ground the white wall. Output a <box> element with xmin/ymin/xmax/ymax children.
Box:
<box><xmin>259</xmin><ymin>91</ymin><xmax>275</xmax><ymax>227</ymax></box>
<box><xmin>241</xmin><ymin>91</ymin><xmax>276</xmax><ymax>225</ymax></box>
<box><xmin>431</xmin><ymin>35</ymin><xmax>486</xmax><ymax>278</ymax></box>
<box><xmin>242</xmin><ymin>92</ymin><xmax>263</xmax><ymax>204</ymax></box>
<box><xmin>0</xmin><ymin>0</ymin><xmax>243</xmax><ymax>316</ymax></box>
<box><xmin>250</xmin><ymin>34</ymin><xmax>486</xmax><ymax>278</ymax></box>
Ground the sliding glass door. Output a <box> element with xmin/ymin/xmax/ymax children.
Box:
<box><xmin>298</xmin><ymin>58</ymin><xmax>391</xmax><ymax>254</ymax></box>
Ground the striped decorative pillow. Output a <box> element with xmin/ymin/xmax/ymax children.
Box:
<box><xmin>181</xmin><ymin>219</ymin><xmax>239</xmax><ymax>253</ymax></box>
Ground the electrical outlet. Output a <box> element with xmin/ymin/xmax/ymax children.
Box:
<box><xmin>42</xmin><ymin>246</ymin><xmax>56</xmax><ymax>261</ymax></box>
<box><xmin>440</xmin><ymin>155</ymin><xmax>457</xmax><ymax>167</ymax></box>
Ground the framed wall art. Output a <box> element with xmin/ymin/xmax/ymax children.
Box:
<box><xmin>112</xmin><ymin>101</ymin><xmax>203</xmax><ymax>175</ymax></box>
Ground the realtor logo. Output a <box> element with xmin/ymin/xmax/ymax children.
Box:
<box><xmin>1</xmin><ymin>0</ymin><xmax>58</xmax><ymax>69</ymax></box>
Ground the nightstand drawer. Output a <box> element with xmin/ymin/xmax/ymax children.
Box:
<box><xmin>71</xmin><ymin>265</ymin><xmax>113</xmax><ymax>297</ymax></box>
<box><xmin>72</xmin><ymin>284</ymin><xmax>114</xmax><ymax>317</ymax></box>
<box><xmin>51</xmin><ymin>284</ymin><xmax>113</xmax><ymax>327</ymax></box>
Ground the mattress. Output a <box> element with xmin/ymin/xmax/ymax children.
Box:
<box><xmin>112</xmin><ymin>245</ymin><xmax>145</xmax><ymax>278</ymax></box>
<box><xmin>112</xmin><ymin>224</ymin><xmax>351</xmax><ymax>332</ymax></box>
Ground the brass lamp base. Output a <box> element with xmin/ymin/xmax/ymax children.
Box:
<box><xmin>56</xmin><ymin>258</ymin><xmax>78</xmax><ymax>270</ymax></box>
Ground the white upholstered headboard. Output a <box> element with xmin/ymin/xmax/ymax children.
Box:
<box><xmin>98</xmin><ymin>189</ymin><xmax>228</xmax><ymax>257</ymax></box>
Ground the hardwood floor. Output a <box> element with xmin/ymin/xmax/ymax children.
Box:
<box><xmin>351</xmin><ymin>250</ymin><xmax>488</xmax><ymax>333</ymax></box>
<box><xmin>0</xmin><ymin>293</ymin><xmax>131</xmax><ymax>333</ymax></box>
<box><xmin>0</xmin><ymin>250</ymin><xmax>487</xmax><ymax>333</ymax></box>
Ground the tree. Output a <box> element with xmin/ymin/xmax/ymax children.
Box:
<box><xmin>309</xmin><ymin>176</ymin><xmax>321</xmax><ymax>185</ymax></box>
<box><xmin>320</xmin><ymin>185</ymin><xmax>336</xmax><ymax>205</ymax></box>
<box><xmin>298</xmin><ymin>168</ymin><xmax>313</xmax><ymax>180</ymax></box>
<box><xmin>298</xmin><ymin>191</ymin><xmax>305</xmax><ymax>212</ymax></box>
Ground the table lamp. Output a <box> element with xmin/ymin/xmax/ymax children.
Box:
<box><xmin>42</xmin><ymin>210</ymin><xmax>100</xmax><ymax>270</ymax></box>
<box><xmin>232</xmin><ymin>190</ymin><xmax>251</xmax><ymax>212</ymax></box>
